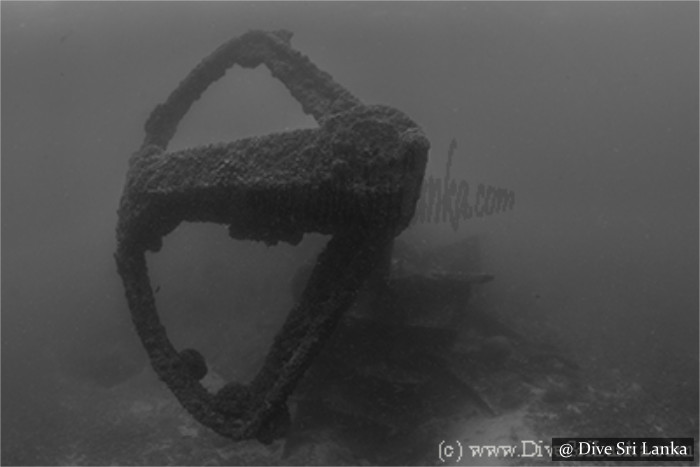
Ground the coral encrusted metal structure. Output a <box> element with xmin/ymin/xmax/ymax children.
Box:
<box><xmin>114</xmin><ymin>30</ymin><xmax>429</xmax><ymax>443</ymax></box>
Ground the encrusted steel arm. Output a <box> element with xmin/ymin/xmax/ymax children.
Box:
<box><xmin>115</xmin><ymin>29</ymin><xmax>429</xmax><ymax>443</ymax></box>
<box><xmin>142</xmin><ymin>29</ymin><xmax>361</xmax><ymax>150</ymax></box>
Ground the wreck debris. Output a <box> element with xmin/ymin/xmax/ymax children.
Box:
<box><xmin>286</xmin><ymin>237</ymin><xmax>500</xmax><ymax>458</ymax></box>
<box><xmin>114</xmin><ymin>30</ymin><xmax>429</xmax><ymax>442</ymax></box>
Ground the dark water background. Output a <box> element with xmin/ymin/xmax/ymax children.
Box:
<box><xmin>2</xmin><ymin>2</ymin><xmax>698</xmax><ymax>464</ymax></box>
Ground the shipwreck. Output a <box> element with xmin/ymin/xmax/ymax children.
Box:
<box><xmin>115</xmin><ymin>29</ymin><xmax>430</xmax><ymax>443</ymax></box>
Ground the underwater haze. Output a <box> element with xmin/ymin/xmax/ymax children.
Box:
<box><xmin>2</xmin><ymin>2</ymin><xmax>698</xmax><ymax>465</ymax></box>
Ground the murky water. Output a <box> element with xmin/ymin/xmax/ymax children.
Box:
<box><xmin>2</xmin><ymin>3</ymin><xmax>697</xmax><ymax>465</ymax></box>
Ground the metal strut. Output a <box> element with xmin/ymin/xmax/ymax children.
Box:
<box><xmin>115</xmin><ymin>29</ymin><xmax>429</xmax><ymax>443</ymax></box>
